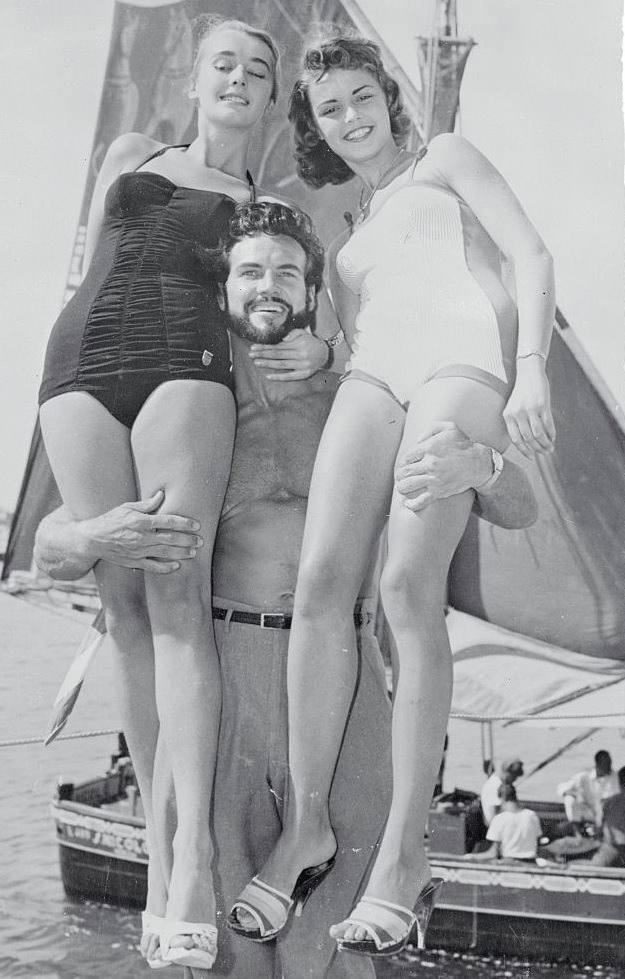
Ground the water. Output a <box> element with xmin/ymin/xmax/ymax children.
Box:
<box><xmin>1</xmin><ymin>591</ymin><xmax>623</xmax><ymax>978</ymax></box>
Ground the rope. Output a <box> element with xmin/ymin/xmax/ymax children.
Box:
<box><xmin>0</xmin><ymin>728</ymin><xmax>119</xmax><ymax>748</ymax></box>
<box><xmin>451</xmin><ymin>711</ymin><xmax>625</xmax><ymax>722</ymax></box>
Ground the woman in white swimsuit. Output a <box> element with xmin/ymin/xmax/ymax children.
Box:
<box><xmin>229</xmin><ymin>28</ymin><xmax>555</xmax><ymax>957</ymax></box>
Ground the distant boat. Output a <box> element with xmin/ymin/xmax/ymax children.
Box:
<box><xmin>52</xmin><ymin>732</ymin><xmax>625</xmax><ymax>967</ymax></box>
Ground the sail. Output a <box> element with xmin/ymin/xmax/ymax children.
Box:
<box><xmin>3</xmin><ymin>1</ymin><xmax>624</xmax><ymax>674</ymax></box>
<box><xmin>449</xmin><ymin>311</ymin><xmax>625</xmax><ymax>662</ymax></box>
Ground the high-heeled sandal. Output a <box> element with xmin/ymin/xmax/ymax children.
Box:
<box><xmin>227</xmin><ymin>857</ymin><xmax>336</xmax><ymax>943</ymax></box>
<box><xmin>335</xmin><ymin>877</ymin><xmax>443</xmax><ymax>957</ymax></box>
<box><xmin>140</xmin><ymin>911</ymin><xmax>168</xmax><ymax>971</ymax></box>
<box><xmin>159</xmin><ymin>918</ymin><xmax>218</xmax><ymax>969</ymax></box>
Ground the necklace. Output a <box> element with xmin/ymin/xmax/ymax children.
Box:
<box><xmin>356</xmin><ymin>147</ymin><xmax>409</xmax><ymax>225</ymax></box>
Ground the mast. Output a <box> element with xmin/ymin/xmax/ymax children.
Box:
<box><xmin>415</xmin><ymin>0</ymin><xmax>475</xmax><ymax>141</ymax></box>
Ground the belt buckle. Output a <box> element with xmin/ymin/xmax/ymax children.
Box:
<box><xmin>260</xmin><ymin>612</ymin><xmax>281</xmax><ymax>629</ymax></box>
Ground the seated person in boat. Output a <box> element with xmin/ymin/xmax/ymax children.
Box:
<box><xmin>557</xmin><ymin>750</ymin><xmax>620</xmax><ymax>837</ymax></box>
<box><xmin>34</xmin><ymin>201</ymin><xmax>537</xmax><ymax>978</ymax></box>
<box><xmin>588</xmin><ymin>765</ymin><xmax>625</xmax><ymax>868</ymax></box>
<box><xmin>472</xmin><ymin>784</ymin><xmax>542</xmax><ymax>863</ymax></box>
<box><xmin>480</xmin><ymin>756</ymin><xmax>525</xmax><ymax>826</ymax></box>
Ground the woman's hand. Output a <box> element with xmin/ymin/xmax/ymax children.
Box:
<box><xmin>503</xmin><ymin>358</ymin><xmax>555</xmax><ymax>458</ymax></box>
<box><xmin>249</xmin><ymin>329</ymin><xmax>328</xmax><ymax>380</ymax></box>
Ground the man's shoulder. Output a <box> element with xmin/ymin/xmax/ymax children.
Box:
<box><xmin>604</xmin><ymin>792</ymin><xmax>625</xmax><ymax>814</ymax></box>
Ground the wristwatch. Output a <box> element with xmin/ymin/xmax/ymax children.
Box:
<box><xmin>476</xmin><ymin>447</ymin><xmax>504</xmax><ymax>493</ymax></box>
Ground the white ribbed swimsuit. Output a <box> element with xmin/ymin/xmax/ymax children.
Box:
<box><xmin>336</xmin><ymin>169</ymin><xmax>517</xmax><ymax>405</ymax></box>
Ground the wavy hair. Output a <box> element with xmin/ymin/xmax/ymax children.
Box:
<box><xmin>289</xmin><ymin>29</ymin><xmax>411</xmax><ymax>188</ymax></box>
<box><xmin>222</xmin><ymin>201</ymin><xmax>325</xmax><ymax>294</ymax></box>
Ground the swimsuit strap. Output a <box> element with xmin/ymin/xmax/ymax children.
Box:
<box><xmin>247</xmin><ymin>171</ymin><xmax>256</xmax><ymax>202</ymax></box>
<box><xmin>411</xmin><ymin>143</ymin><xmax>429</xmax><ymax>178</ymax></box>
<box><xmin>134</xmin><ymin>144</ymin><xmax>256</xmax><ymax>201</ymax></box>
<box><xmin>133</xmin><ymin>143</ymin><xmax>189</xmax><ymax>171</ymax></box>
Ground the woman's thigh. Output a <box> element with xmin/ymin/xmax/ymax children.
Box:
<box><xmin>131</xmin><ymin>379</ymin><xmax>236</xmax><ymax>572</ymax></box>
<box><xmin>39</xmin><ymin>392</ymin><xmax>145</xmax><ymax>612</ymax></box>
<box><xmin>39</xmin><ymin>391</ymin><xmax>137</xmax><ymax>517</ymax></box>
<box><xmin>296</xmin><ymin>379</ymin><xmax>405</xmax><ymax>598</ymax></box>
<box><xmin>387</xmin><ymin>377</ymin><xmax>508</xmax><ymax>579</ymax></box>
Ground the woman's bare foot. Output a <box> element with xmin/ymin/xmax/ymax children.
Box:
<box><xmin>165</xmin><ymin>834</ymin><xmax>216</xmax><ymax>953</ymax></box>
<box><xmin>140</xmin><ymin>851</ymin><xmax>168</xmax><ymax>964</ymax></box>
<box><xmin>232</xmin><ymin>824</ymin><xmax>337</xmax><ymax>931</ymax></box>
<box><xmin>330</xmin><ymin>849</ymin><xmax>431</xmax><ymax>943</ymax></box>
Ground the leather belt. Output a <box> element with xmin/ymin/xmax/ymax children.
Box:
<box><xmin>212</xmin><ymin>606</ymin><xmax>371</xmax><ymax>631</ymax></box>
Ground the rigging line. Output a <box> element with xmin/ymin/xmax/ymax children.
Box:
<box><xmin>0</xmin><ymin>728</ymin><xmax>119</xmax><ymax>749</ymax></box>
<box><xmin>523</xmin><ymin>729</ymin><xmax>599</xmax><ymax>780</ymax></box>
<box><xmin>450</xmin><ymin>711</ymin><xmax>625</xmax><ymax>721</ymax></box>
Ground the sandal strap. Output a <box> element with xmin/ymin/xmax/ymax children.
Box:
<box><xmin>231</xmin><ymin>877</ymin><xmax>293</xmax><ymax>937</ymax></box>
<box><xmin>160</xmin><ymin>919</ymin><xmax>217</xmax><ymax>957</ymax></box>
<box><xmin>346</xmin><ymin>898</ymin><xmax>415</xmax><ymax>950</ymax></box>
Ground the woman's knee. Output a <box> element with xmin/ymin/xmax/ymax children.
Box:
<box><xmin>104</xmin><ymin>586</ymin><xmax>150</xmax><ymax>646</ymax></box>
<box><xmin>295</xmin><ymin>553</ymin><xmax>358</xmax><ymax>616</ymax></box>
<box><xmin>380</xmin><ymin>557</ymin><xmax>444</xmax><ymax>622</ymax></box>
<box><xmin>145</xmin><ymin>561</ymin><xmax>211</xmax><ymax>626</ymax></box>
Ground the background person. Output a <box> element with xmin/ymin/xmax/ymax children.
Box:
<box><xmin>481</xmin><ymin>757</ymin><xmax>525</xmax><ymax>826</ymax></box>
<box><xmin>557</xmin><ymin>749</ymin><xmax>620</xmax><ymax>837</ymax></box>
<box><xmin>589</xmin><ymin>766</ymin><xmax>625</xmax><ymax>868</ymax></box>
<box><xmin>229</xmin><ymin>27</ymin><xmax>555</xmax><ymax>958</ymax></box>
<box><xmin>472</xmin><ymin>784</ymin><xmax>542</xmax><ymax>863</ymax></box>
<box><xmin>35</xmin><ymin>201</ymin><xmax>537</xmax><ymax>979</ymax></box>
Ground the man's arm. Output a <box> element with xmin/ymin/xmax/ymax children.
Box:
<box><xmin>394</xmin><ymin>422</ymin><xmax>538</xmax><ymax>530</ymax></box>
<box><xmin>469</xmin><ymin>841</ymin><xmax>501</xmax><ymax>862</ymax></box>
<box><xmin>34</xmin><ymin>491</ymin><xmax>203</xmax><ymax>580</ymax></box>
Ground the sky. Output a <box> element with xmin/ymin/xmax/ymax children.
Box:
<box><xmin>1</xmin><ymin>0</ymin><xmax>623</xmax><ymax>511</ymax></box>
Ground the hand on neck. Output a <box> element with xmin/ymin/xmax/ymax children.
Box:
<box><xmin>230</xmin><ymin>333</ymin><xmax>315</xmax><ymax>405</ymax></box>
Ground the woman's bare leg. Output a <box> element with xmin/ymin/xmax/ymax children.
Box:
<box><xmin>39</xmin><ymin>394</ymin><xmax>164</xmax><ymax>927</ymax></box>
<box><xmin>246</xmin><ymin>380</ymin><xmax>404</xmax><ymax>902</ymax></box>
<box><xmin>131</xmin><ymin>379</ymin><xmax>235</xmax><ymax>940</ymax></box>
<box><xmin>332</xmin><ymin>377</ymin><xmax>508</xmax><ymax>941</ymax></box>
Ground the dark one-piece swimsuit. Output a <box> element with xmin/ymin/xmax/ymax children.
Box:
<box><xmin>38</xmin><ymin>145</ymin><xmax>253</xmax><ymax>428</ymax></box>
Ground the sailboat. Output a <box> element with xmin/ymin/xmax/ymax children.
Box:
<box><xmin>2</xmin><ymin>0</ymin><xmax>624</xmax><ymax>966</ymax></box>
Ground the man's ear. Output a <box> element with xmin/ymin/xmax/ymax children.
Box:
<box><xmin>306</xmin><ymin>285</ymin><xmax>318</xmax><ymax>313</ymax></box>
<box><xmin>217</xmin><ymin>282</ymin><xmax>226</xmax><ymax>312</ymax></box>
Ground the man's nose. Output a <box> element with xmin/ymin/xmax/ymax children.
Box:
<box><xmin>230</xmin><ymin>63</ymin><xmax>247</xmax><ymax>86</ymax></box>
<box><xmin>257</xmin><ymin>269</ymin><xmax>277</xmax><ymax>291</ymax></box>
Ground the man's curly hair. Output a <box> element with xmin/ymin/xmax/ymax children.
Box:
<box><xmin>289</xmin><ymin>29</ymin><xmax>411</xmax><ymax>189</ymax></box>
<box><xmin>222</xmin><ymin>202</ymin><xmax>325</xmax><ymax>294</ymax></box>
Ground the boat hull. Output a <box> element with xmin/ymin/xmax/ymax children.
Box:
<box><xmin>428</xmin><ymin>855</ymin><xmax>625</xmax><ymax>966</ymax></box>
<box><xmin>52</xmin><ymin>774</ymin><xmax>625</xmax><ymax>965</ymax></box>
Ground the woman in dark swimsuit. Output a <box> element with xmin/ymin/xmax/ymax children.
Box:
<box><xmin>38</xmin><ymin>17</ymin><xmax>281</xmax><ymax>971</ymax></box>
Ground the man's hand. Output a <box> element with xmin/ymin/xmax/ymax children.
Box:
<box><xmin>83</xmin><ymin>490</ymin><xmax>203</xmax><ymax>573</ymax></box>
<box><xmin>248</xmin><ymin>328</ymin><xmax>328</xmax><ymax>380</ymax></box>
<box><xmin>395</xmin><ymin>422</ymin><xmax>492</xmax><ymax>512</ymax></box>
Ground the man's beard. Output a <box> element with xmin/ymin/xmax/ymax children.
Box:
<box><xmin>228</xmin><ymin>299</ymin><xmax>314</xmax><ymax>344</ymax></box>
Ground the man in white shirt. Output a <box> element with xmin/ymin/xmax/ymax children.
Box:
<box><xmin>473</xmin><ymin>784</ymin><xmax>542</xmax><ymax>862</ymax></box>
<box><xmin>480</xmin><ymin>757</ymin><xmax>524</xmax><ymax>826</ymax></box>
<box><xmin>557</xmin><ymin>750</ymin><xmax>620</xmax><ymax>835</ymax></box>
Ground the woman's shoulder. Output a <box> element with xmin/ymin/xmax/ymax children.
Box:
<box><xmin>101</xmin><ymin>133</ymin><xmax>166</xmax><ymax>175</ymax></box>
<box><xmin>421</xmin><ymin>134</ymin><xmax>490</xmax><ymax>177</ymax></box>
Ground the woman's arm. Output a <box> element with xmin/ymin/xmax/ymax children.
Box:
<box><xmin>427</xmin><ymin>134</ymin><xmax>556</xmax><ymax>459</ymax></box>
<box><xmin>82</xmin><ymin>132</ymin><xmax>161</xmax><ymax>273</ymax></box>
